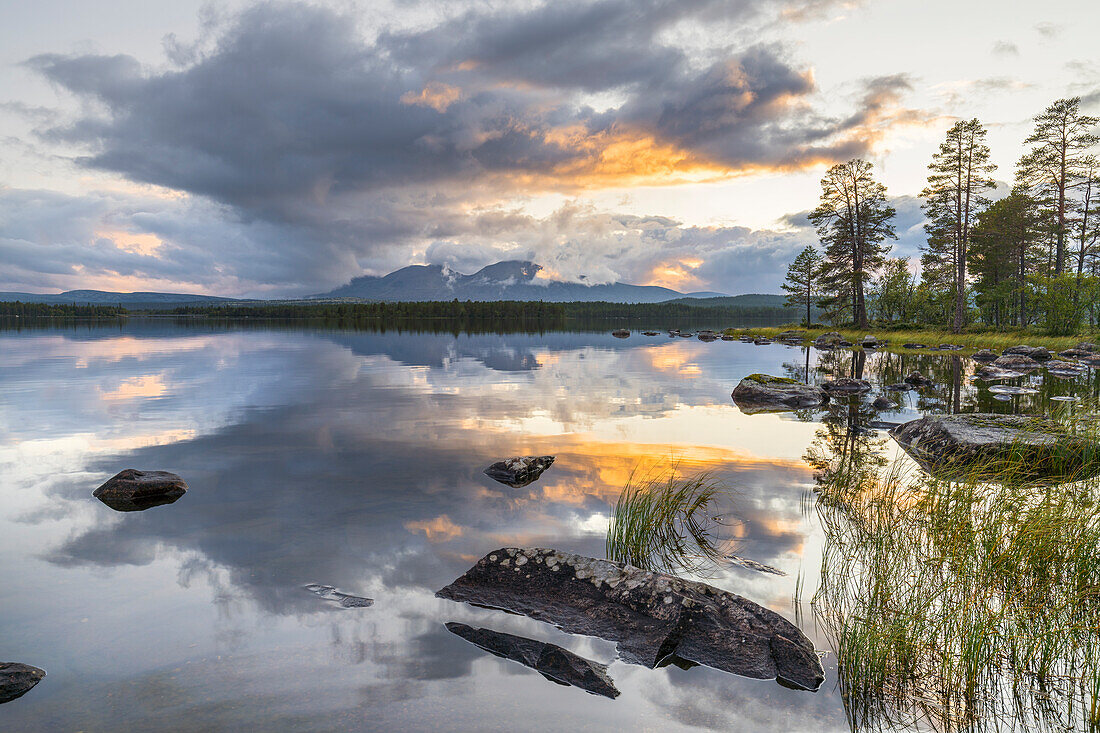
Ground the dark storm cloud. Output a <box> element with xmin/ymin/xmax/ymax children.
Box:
<box><xmin>15</xmin><ymin>0</ymin><xmax>917</xmax><ymax>294</ymax></box>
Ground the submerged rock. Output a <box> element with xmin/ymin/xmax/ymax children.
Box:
<box><xmin>611</xmin><ymin>329</ymin><xmax>630</xmax><ymax>338</ymax></box>
<box><xmin>484</xmin><ymin>456</ymin><xmax>556</xmax><ymax>488</ymax></box>
<box><xmin>437</xmin><ymin>548</ymin><xmax>825</xmax><ymax>691</ymax></box>
<box><xmin>93</xmin><ymin>469</ymin><xmax>187</xmax><ymax>509</ymax></box>
<box><xmin>0</xmin><ymin>663</ymin><xmax>45</xmax><ymax>704</ymax></box>
<box><xmin>970</xmin><ymin>349</ymin><xmax>998</xmax><ymax>363</ymax></box>
<box><xmin>885</xmin><ymin>383</ymin><xmax>914</xmax><ymax>391</ymax></box>
<box><xmin>303</xmin><ymin>584</ymin><xmax>374</xmax><ymax>609</ymax></box>
<box><xmin>872</xmin><ymin>396</ymin><xmax>893</xmax><ymax>410</ymax></box>
<box><xmin>902</xmin><ymin>343</ymin><xmax>927</xmax><ymax>349</ymax></box>
<box><xmin>731</xmin><ymin>374</ymin><xmax>829</xmax><ymax>413</ymax></box>
<box><xmin>642</xmin><ymin>331</ymin><xmax>659</xmax><ymax>336</ymax></box>
<box><xmin>445</xmin><ymin>622</ymin><xmax>620</xmax><ymax>699</ymax></box>
<box><xmin>936</xmin><ymin>344</ymin><xmax>964</xmax><ymax>351</ymax></box>
<box><xmin>822</xmin><ymin>378</ymin><xmax>872</xmax><ymax>394</ymax></box>
<box><xmin>890</xmin><ymin>413</ymin><xmax>1100</xmax><ymax>482</ymax></box>
<box><xmin>903</xmin><ymin>372</ymin><xmax>934</xmax><ymax>388</ymax></box>
<box><xmin>988</xmin><ymin>385</ymin><xmax>1039</xmax><ymax>396</ymax></box>
<box><xmin>973</xmin><ymin>366</ymin><xmax>1026</xmax><ymax>381</ymax></box>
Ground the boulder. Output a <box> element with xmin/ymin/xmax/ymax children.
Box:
<box><xmin>813</xmin><ymin>332</ymin><xmax>843</xmax><ymax>349</ymax></box>
<box><xmin>890</xmin><ymin>414</ymin><xmax>1100</xmax><ymax>483</ymax></box>
<box><xmin>720</xmin><ymin>334</ymin><xmax>736</xmax><ymax>341</ymax></box>
<box><xmin>0</xmin><ymin>663</ymin><xmax>44</xmax><ymax>704</ymax></box>
<box><xmin>484</xmin><ymin>456</ymin><xmax>555</xmax><ymax>488</ymax></box>
<box><xmin>970</xmin><ymin>349</ymin><xmax>998</xmax><ymax>363</ymax></box>
<box><xmin>903</xmin><ymin>372</ymin><xmax>934</xmax><ymax>388</ymax></box>
<box><xmin>872</xmin><ymin>396</ymin><xmax>893</xmax><ymax>410</ymax></box>
<box><xmin>1076</xmin><ymin>342</ymin><xmax>1099</xmax><ymax>353</ymax></box>
<box><xmin>1002</xmin><ymin>345</ymin><xmax>1051</xmax><ymax>361</ymax></box>
<box><xmin>991</xmin><ymin>354</ymin><xmax>1042</xmax><ymax>371</ymax></box>
<box><xmin>93</xmin><ymin>470</ymin><xmax>187</xmax><ymax>511</ymax></box>
<box><xmin>753</xmin><ymin>338</ymin><xmax>772</xmax><ymax>345</ymax></box>
<box><xmin>822</xmin><ymin>378</ymin><xmax>872</xmax><ymax>394</ymax></box>
<box><xmin>445</xmin><ymin>622</ymin><xmax>620</xmax><ymax>698</ymax></box>
<box><xmin>902</xmin><ymin>343</ymin><xmax>927</xmax><ymax>349</ymax></box>
<box><xmin>731</xmin><ymin>374</ymin><xmax>829</xmax><ymax>413</ymax></box>
<box><xmin>642</xmin><ymin>331</ymin><xmax>659</xmax><ymax>336</ymax></box>
<box><xmin>437</xmin><ymin>548</ymin><xmax>825</xmax><ymax>691</ymax></box>
<box><xmin>611</xmin><ymin>329</ymin><xmax>630</xmax><ymax>338</ymax></box>
<box><xmin>698</xmin><ymin>332</ymin><xmax>718</xmax><ymax>342</ymax></box>
<box><xmin>1059</xmin><ymin>348</ymin><xmax>1092</xmax><ymax>358</ymax></box>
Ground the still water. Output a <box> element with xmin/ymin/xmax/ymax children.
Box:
<box><xmin>0</xmin><ymin>321</ymin><xmax>1094</xmax><ymax>731</ymax></box>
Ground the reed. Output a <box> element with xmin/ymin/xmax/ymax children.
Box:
<box><xmin>812</xmin><ymin>416</ymin><xmax>1100</xmax><ymax>731</ymax></box>
<box><xmin>605</xmin><ymin>466</ymin><xmax>736</xmax><ymax>576</ymax></box>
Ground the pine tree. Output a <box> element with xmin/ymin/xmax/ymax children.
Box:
<box><xmin>1015</xmin><ymin>97</ymin><xmax>1099</xmax><ymax>274</ymax></box>
<box><xmin>920</xmin><ymin>119</ymin><xmax>997</xmax><ymax>332</ymax></box>
<box><xmin>970</xmin><ymin>190</ymin><xmax>1041</xmax><ymax>327</ymax></box>
<box><xmin>781</xmin><ymin>246</ymin><xmax>823</xmax><ymax>326</ymax></box>
<box><xmin>809</xmin><ymin>160</ymin><xmax>896</xmax><ymax>329</ymax></box>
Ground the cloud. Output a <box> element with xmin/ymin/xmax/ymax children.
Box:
<box><xmin>14</xmin><ymin>0</ymin><xmax>924</xmax><ymax>295</ymax></box>
<box><xmin>992</xmin><ymin>40</ymin><xmax>1020</xmax><ymax>56</ymax></box>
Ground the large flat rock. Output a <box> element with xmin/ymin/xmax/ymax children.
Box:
<box><xmin>731</xmin><ymin>374</ymin><xmax>828</xmax><ymax>414</ymax></box>
<box><xmin>93</xmin><ymin>469</ymin><xmax>187</xmax><ymax>502</ymax></box>
<box><xmin>890</xmin><ymin>414</ymin><xmax>1100</xmax><ymax>482</ymax></box>
<box><xmin>436</xmin><ymin>548</ymin><xmax>824</xmax><ymax>691</ymax></box>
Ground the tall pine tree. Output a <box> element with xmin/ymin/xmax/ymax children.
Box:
<box><xmin>920</xmin><ymin>119</ymin><xmax>996</xmax><ymax>332</ymax></box>
<box><xmin>1015</xmin><ymin>97</ymin><xmax>1099</xmax><ymax>274</ymax></box>
<box><xmin>781</xmin><ymin>246</ymin><xmax>823</xmax><ymax>326</ymax></box>
<box><xmin>809</xmin><ymin>160</ymin><xmax>896</xmax><ymax>329</ymax></box>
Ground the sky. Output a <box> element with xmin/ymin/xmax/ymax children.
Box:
<box><xmin>1</xmin><ymin>0</ymin><xmax>1098</xmax><ymax>297</ymax></box>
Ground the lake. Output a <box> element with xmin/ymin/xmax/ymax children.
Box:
<box><xmin>1</xmin><ymin>320</ymin><xmax>1096</xmax><ymax>731</ymax></box>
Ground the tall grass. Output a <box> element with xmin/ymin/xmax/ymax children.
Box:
<box><xmin>605</xmin><ymin>467</ymin><xmax>737</xmax><ymax>576</ymax></box>
<box><xmin>723</xmin><ymin>325</ymin><xmax>1093</xmax><ymax>352</ymax></box>
<box><xmin>812</xmin><ymin>420</ymin><xmax>1100</xmax><ymax>731</ymax></box>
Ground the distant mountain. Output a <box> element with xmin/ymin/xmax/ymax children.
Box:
<box><xmin>661</xmin><ymin>294</ymin><xmax>789</xmax><ymax>308</ymax></box>
<box><xmin>313</xmin><ymin>261</ymin><xmax>729</xmax><ymax>303</ymax></box>
<box><xmin>0</xmin><ymin>290</ymin><xmax>239</xmax><ymax>308</ymax></box>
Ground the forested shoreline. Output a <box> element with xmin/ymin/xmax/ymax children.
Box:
<box><xmin>782</xmin><ymin>96</ymin><xmax>1100</xmax><ymax>335</ymax></box>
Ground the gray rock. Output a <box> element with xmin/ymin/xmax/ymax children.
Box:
<box><xmin>1059</xmin><ymin>348</ymin><xmax>1092</xmax><ymax>358</ymax></box>
<box><xmin>970</xmin><ymin>349</ymin><xmax>998</xmax><ymax>363</ymax></box>
<box><xmin>890</xmin><ymin>414</ymin><xmax>1100</xmax><ymax>482</ymax></box>
<box><xmin>611</xmin><ymin>329</ymin><xmax>630</xmax><ymax>338</ymax></box>
<box><xmin>973</xmin><ymin>366</ymin><xmax>1026</xmax><ymax>381</ymax></box>
<box><xmin>731</xmin><ymin>374</ymin><xmax>829</xmax><ymax>413</ymax></box>
<box><xmin>0</xmin><ymin>663</ymin><xmax>45</xmax><ymax>704</ymax></box>
<box><xmin>776</xmin><ymin>330</ymin><xmax>807</xmax><ymax>340</ymax></box>
<box><xmin>437</xmin><ymin>548</ymin><xmax>824</xmax><ymax>691</ymax></box>
<box><xmin>991</xmin><ymin>354</ymin><xmax>1042</xmax><ymax>371</ymax></box>
<box><xmin>93</xmin><ymin>469</ymin><xmax>187</xmax><ymax>510</ymax></box>
<box><xmin>813</xmin><ymin>332</ymin><xmax>843</xmax><ymax>349</ymax></box>
<box><xmin>903</xmin><ymin>372</ymin><xmax>934</xmax><ymax>388</ymax></box>
<box><xmin>902</xmin><ymin>343</ymin><xmax>927</xmax><ymax>349</ymax></box>
<box><xmin>445</xmin><ymin>622</ymin><xmax>620</xmax><ymax>698</ymax></box>
<box><xmin>872</xmin><ymin>396</ymin><xmax>893</xmax><ymax>410</ymax></box>
<box><xmin>1002</xmin><ymin>345</ymin><xmax>1051</xmax><ymax>361</ymax></box>
<box><xmin>1076</xmin><ymin>342</ymin><xmax>1099</xmax><ymax>353</ymax></box>
<box><xmin>753</xmin><ymin>338</ymin><xmax>772</xmax><ymax>345</ymax></box>
<box><xmin>822</xmin><ymin>378</ymin><xmax>872</xmax><ymax>393</ymax></box>
<box><xmin>642</xmin><ymin>331</ymin><xmax>659</xmax><ymax>336</ymax></box>
<box><xmin>936</xmin><ymin>343</ymin><xmax>964</xmax><ymax>351</ymax></box>
<box><xmin>484</xmin><ymin>456</ymin><xmax>555</xmax><ymax>488</ymax></box>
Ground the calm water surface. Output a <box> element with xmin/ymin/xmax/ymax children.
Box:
<box><xmin>1</xmin><ymin>322</ymin><xmax>1095</xmax><ymax>731</ymax></box>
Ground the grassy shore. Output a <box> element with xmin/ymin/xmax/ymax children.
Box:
<box><xmin>721</xmin><ymin>324</ymin><xmax>1097</xmax><ymax>352</ymax></box>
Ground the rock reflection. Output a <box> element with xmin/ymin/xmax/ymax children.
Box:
<box><xmin>444</xmin><ymin>622</ymin><xmax>620</xmax><ymax>699</ymax></box>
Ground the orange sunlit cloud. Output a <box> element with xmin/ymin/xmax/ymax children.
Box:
<box><xmin>97</xmin><ymin>373</ymin><xmax>170</xmax><ymax>402</ymax></box>
<box><xmin>400</xmin><ymin>82</ymin><xmax>463</xmax><ymax>112</ymax></box>
<box><xmin>95</xmin><ymin>229</ymin><xmax>165</xmax><ymax>256</ymax></box>
<box><xmin>405</xmin><ymin>514</ymin><xmax>465</xmax><ymax>542</ymax></box>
